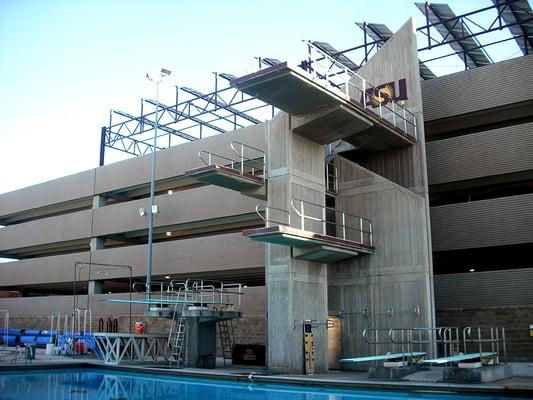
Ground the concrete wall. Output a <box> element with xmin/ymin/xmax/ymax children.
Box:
<box><xmin>434</xmin><ymin>269</ymin><xmax>533</xmax><ymax>309</ymax></box>
<box><xmin>92</xmin><ymin>186</ymin><xmax>259</xmax><ymax>237</ymax></box>
<box><xmin>430</xmin><ymin>193</ymin><xmax>533</xmax><ymax>251</ymax></box>
<box><xmin>0</xmin><ymin>232</ymin><xmax>265</xmax><ymax>286</ymax></box>
<box><xmin>436</xmin><ymin>305</ymin><xmax>533</xmax><ymax>362</ymax></box>
<box><xmin>0</xmin><ymin>123</ymin><xmax>266</xmax><ymax>225</ymax></box>
<box><xmin>0</xmin><ymin>170</ymin><xmax>95</xmax><ymax>224</ymax></box>
<box><xmin>329</xmin><ymin>157</ymin><xmax>434</xmax><ymax>357</ymax></box>
<box><xmin>353</xmin><ymin>18</ymin><xmax>429</xmax><ymax>197</ymax></box>
<box><xmin>265</xmin><ymin>112</ymin><xmax>328</xmax><ymax>373</ymax></box>
<box><xmin>422</xmin><ymin>53</ymin><xmax>533</xmax><ymax>122</ymax></box>
<box><xmin>426</xmin><ymin>122</ymin><xmax>533</xmax><ymax>185</ymax></box>
<box><xmin>0</xmin><ymin>209</ymin><xmax>93</xmax><ymax>254</ymax></box>
<box><xmin>0</xmin><ymin>185</ymin><xmax>260</xmax><ymax>258</ymax></box>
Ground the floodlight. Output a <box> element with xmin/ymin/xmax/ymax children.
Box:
<box><xmin>138</xmin><ymin>208</ymin><xmax>147</xmax><ymax>217</ymax></box>
<box><xmin>160</xmin><ymin>68</ymin><xmax>172</xmax><ymax>77</ymax></box>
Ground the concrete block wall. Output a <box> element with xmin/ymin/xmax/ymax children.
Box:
<box><xmin>436</xmin><ymin>305</ymin><xmax>533</xmax><ymax>362</ymax></box>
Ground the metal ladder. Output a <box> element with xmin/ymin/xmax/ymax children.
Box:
<box><xmin>218</xmin><ymin>319</ymin><xmax>234</xmax><ymax>366</ymax></box>
<box><xmin>168</xmin><ymin>290</ymin><xmax>187</xmax><ymax>368</ymax></box>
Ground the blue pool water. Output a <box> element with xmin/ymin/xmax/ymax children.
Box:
<box><xmin>0</xmin><ymin>369</ymin><xmax>528</xmax><ymax>400</ymax></box>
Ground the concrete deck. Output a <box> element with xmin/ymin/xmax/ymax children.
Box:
<box><xmin>1</xmin><ymin>349</ymin><xmax>532</xmax><ymax>396</ymax></box>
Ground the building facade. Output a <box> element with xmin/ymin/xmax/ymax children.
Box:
<box><xmin>0</xmin><ymin>28</ymin><xmax>532</xmax><ymax>367</ymax></box>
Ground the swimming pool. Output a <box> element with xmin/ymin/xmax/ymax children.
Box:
<box><xmin>0</xmin><ymin>369</ymin><xmax>527</xmax><ymax>400</ymax></box>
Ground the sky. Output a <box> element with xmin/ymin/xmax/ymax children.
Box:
<box><xmin>0</xmin><ymin>0</ymin><xmax>523</xmax><ymax>195</ymax></box>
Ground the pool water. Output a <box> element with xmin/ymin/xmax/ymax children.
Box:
<box><xmin>0</xmin><ymin>369</ymin><xmax>527</xmax><ymax>400</ymax></box>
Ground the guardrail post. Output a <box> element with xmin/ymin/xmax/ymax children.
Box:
<box><xmin>362</xmin><ymin>79</ymin><xmax>367</xmax><ymax>108</ymax></box>
<box><xmin>240</xmin><ymin>143</ymin><xmax>244</xmax><ymax>175</ymax></box>
<box><xmin>403</xmin><ymin>107</ymin><xmax>407</xmax><ymax>134</ymax></box>
<box><xmin>392</xmin><ymin>101</ymin><xmax>396</xmax><ymax>127</ymax></box>
<box><xmin>378</xmin><ymin>89</ymin><xmax>383</xmax><ymax>118</ymax></box>
<box><xmin>300</xmin><ymin>201</ymin><xmax>305</xmax><ymax>231</ymax></box>
<box><xmin>360</xmin><ymin>218</ymin><xmax>364</xmax><ymax>244</ymax></box>
<box><xmin>342</xmin><ymin>213</ymin><xmax>346</xmax><ymax>240</ymax></box>
<box><xmin>322</xmin><ymin>206</ymin><xmax>326</xmax><ymax>235</ymax></box>
<box><xmin>369</xmin><ymin>223</ymin><xmax>373</xmax><ymax>247</ymax></box>
<box><xmin>344</xmin><ymin>68</ymin><xmax>349</xmax><ymax>97</ymax></box>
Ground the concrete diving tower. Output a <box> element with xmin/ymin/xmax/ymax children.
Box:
<box><xmin>185</xmin><ymin>141</ymin><xmax>266</xmax><ymax>200</ymax></box>
<box><xmin>231</xmin><ymin>42</ymin><xmax>418</xmax><ymax>150</ymax></box>
<box><xmin>243</xmin><ymin>200</ymin><xmax>374</xmax><ymax>263</ymax></box>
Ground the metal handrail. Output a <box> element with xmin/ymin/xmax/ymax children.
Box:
<box><xmin>230</xmin><ymin>141</ymin><xmax>266</xmax><ymax>176</ymax></box>
<box><xmin>290</xmin><ymin>199</ymin><xmax>373</xmax><ymax>246</ymax></box>
<box><xmin>301</xmin><ymin>40</ymin><xmax>417</xmax><ymax>140</ymax></box>
<box><xmin>255</xmin><ymin>203</ymin><xmax>291</xmax><ymax>227</ymax></box>
<box><xmin>198</xmin><ymin>141</ymin><xmax>266</xmax><ymax>178</ymax></box>
<box><xmin>463</xmin><ymin>326</ymin><xmax>506</xmax><ymax>363</ymax></box>
<box><xmin>73</xmin><ymin>308</ymin><xmax>92</xmax><ymax>336</ymax></box>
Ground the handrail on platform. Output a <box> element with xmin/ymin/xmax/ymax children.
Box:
<box><xmin>255</xmin><ymin>199</ymin><xmax>373</xmax><ymax>247</ymax></box>
<box><xmin>463</xmin><ymin>326</ymin><xmax>506</xmax><ymax>363</ymax></box>
<box><xmin>290</xmin><ymin>199</ymin><xmax>373</xmax><ymax>247</ymax></box>
<box><xmin>301</xmin><ymin>40</ymin><xmax>417</xmax><ymax>140</ymax></box>
<box><xmin>198</xmin><ymin>140</ymin><xmax>266</xmax><ymax>178</ymax></box>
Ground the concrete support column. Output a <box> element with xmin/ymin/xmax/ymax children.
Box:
<box><xmin>265</xmin><ymin>113</ymin><xmax>328</xmax><ymax>373</ymax></box>
<box><xmin>88</xmin><ymin>280</ymin><xmax>104</xmax><ymax>295</ymax></box>
<box><xmin>90</xmin><ymin>195</ymin><xmax>107</xmax><ymax>251</ymax></box>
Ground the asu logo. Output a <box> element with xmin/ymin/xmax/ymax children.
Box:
<box><xmin>363</xmin><ymin>78</ymin><xmax>408</xmax><ymax>108</ymax></box>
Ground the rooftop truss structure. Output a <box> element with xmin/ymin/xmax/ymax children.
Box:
<box><xmin>101</xmin><ymin>1</ymin><xmax>532</xmax><ymax>163</ymax></box>
<box><xmin>314</xmin><ymin>0</ymin><xmax>531</xmax><ymax>76</ymax></box>
<box><xmin>100</xmin><ymin>73</ymin><xmax>276</xmax><ymax>163</ymax></box>
<box><xmin>492</xmin><ymin>0</ymin><xmax>533</xmax><ymax>54</ymax></box>
<box><xmin>354</xmin><ymin>22</ymin><xmax>437</xmax><ymax>80</ymax></box>
<box><xmin>415</xmin><ymin>2</ymin><xmax>494</xmax><ymax>68</ymax></box>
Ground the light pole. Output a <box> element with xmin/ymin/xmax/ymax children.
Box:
<box><xmin>144</xmin><ymin>68</ymin><xmax>171</xmax><ymax>306</ymax></box>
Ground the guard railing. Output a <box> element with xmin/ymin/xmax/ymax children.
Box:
<box><xmin>198</xmin><ymin>141</ymin><xmax>266</xmax><ymax>178</ymax></box>
<box><xmin>301</xmin><ymin>40</ymin><xmax>417</xmax><ymax>140</ymax></box>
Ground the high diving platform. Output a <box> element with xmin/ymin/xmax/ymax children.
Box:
<box><xmin>185</xmin><ymin>141</ymin><xmax>267</xmax><ymax>200</ymax></box>
<box><xmin>231</xmin><ymin>41</ymin><xmax>417</xmax><ymax>150</ymax></box>
<box><xmin>243</xmin><ymin>200</ymin><xmax>374</xmax><ymax>263</ymax></box>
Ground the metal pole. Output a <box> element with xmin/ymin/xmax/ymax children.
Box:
<box><xmin>146</xmin><ymin>80</ymin><xmax>160</xmax><ymax>307</ymax></box>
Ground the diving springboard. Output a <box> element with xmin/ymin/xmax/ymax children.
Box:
<box><xmin>422</xmin><ymin>352</ymin><xmax>497</xmax><ymax>365</ymax></box>
<box><xmin>340</xmin><ymin>352</ymin><xmax>426</xmax><ymax>364</ymax></box>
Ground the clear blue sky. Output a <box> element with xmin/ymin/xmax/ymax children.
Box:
<box><xmin>0</xmin><ymin>0</ymin><xmax>519</xmax><ymax>194</ymax></box>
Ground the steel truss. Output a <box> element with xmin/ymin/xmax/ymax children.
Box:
<box><xmin>100</xmin><ymin>73</ymin><xmax>276</xmax><ymax>164</ymax></box>
<box><xmin>311</xmin><ymin>0</ymin><xmax>532</xmax><ymax>77</ymax></box>
<box><xmin>101</xmin><ymin>1</ymin><xmax>532</xmax><ymax>163</ymax></box>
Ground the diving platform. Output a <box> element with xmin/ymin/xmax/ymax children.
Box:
<box><xmin>244</xmin><ymin>200</ymin><xmax>374</xmax><ymax>263</ymax></box>
<box><xmin>243</xmin><ymin>225</ymin><xmax>373</xmax><ymax>262</ymax></box>
<box><xmin>185</xmin><ymin>142</ymin><xmax>267</xmax><ymax>200</ymax></box>
<box><xmin>185</xmin><ymin>164</ymin><xmax>266</xmax><ymax>200</ymax></box>
<box><xmin>231</xmin><ymin>45</ymin><xmax>417</xmax><ymax>150</ymax></box>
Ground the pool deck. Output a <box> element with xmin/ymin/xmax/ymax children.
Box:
<box><xmin>1</xmin><ymin>350</ymin><xmax>533</xmax><ymax>397</ymax></box>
